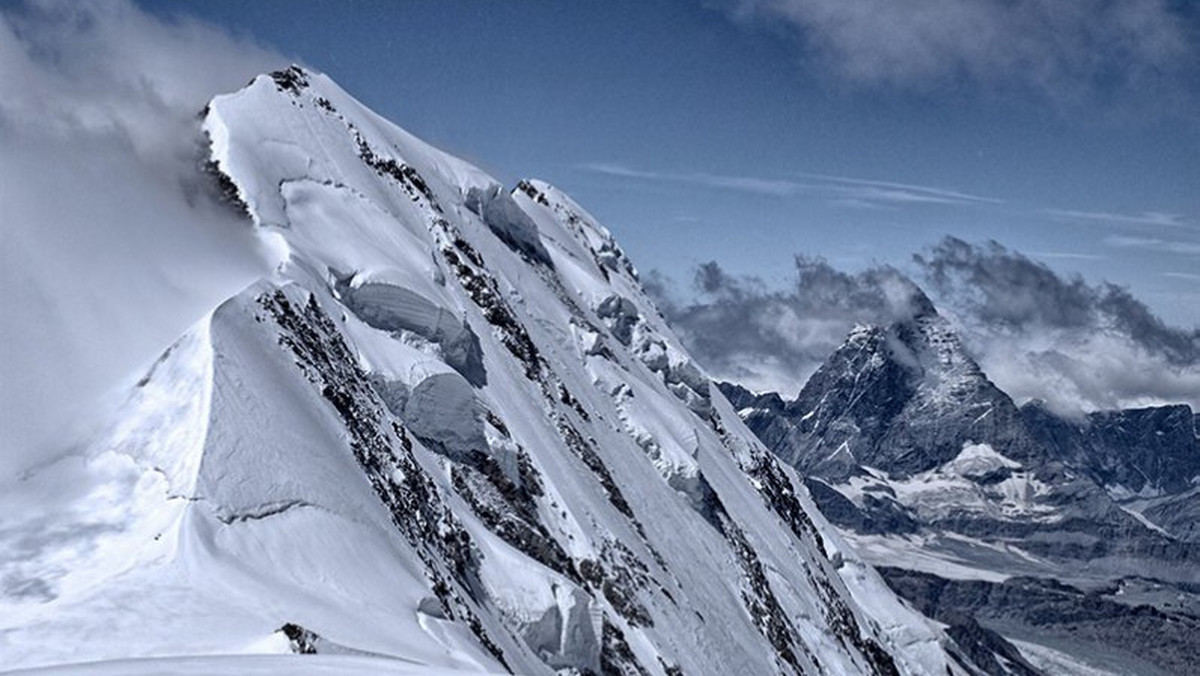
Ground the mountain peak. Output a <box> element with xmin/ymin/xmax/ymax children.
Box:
<box><xmin>4</xmin><ymin>67</ymin><xmax>971</xmax><ymax>675</ymax></box>
<box><xmin>735</xmin><ymin>306</ymin><xmax>1031</xmax><ymax>480</ymax></box>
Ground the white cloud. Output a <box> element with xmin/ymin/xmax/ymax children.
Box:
<box><xmin>652</xmin><ymin>237</ymin><xmax>1200</xmax><ymax>413</ymax></box>
<box><xmin>580</xmin><ymin>162</ymin><xmax>1002</xmax><ymax>206</ymax></box>
<box><xmin>650</xmin><ymin>257</ymin><xmax>931</xmax><ymax>396</ymax></box>
<box><xmin>973</xmin><ymin>329</ymin><xmax>1200</xmax><ymax>417</ymax></box>
<box><xmin>718</xmin><ymin>0</ymin><xmax>1196</xmax><ymax>103</ymax></box>
<box><xmin>0</xmin><ymin>0</ymin><xmax>286</xmax><ymax>474</ymax></box>
<box><xmin>1104</xmin><ymin>235</ymin><xmax>1200</xmax><ymax>256</ymax></box>
<box><xmin>1046</xmin><ymin>209</ymin><xmax>1191</xmax><ymax>228</ymax></box>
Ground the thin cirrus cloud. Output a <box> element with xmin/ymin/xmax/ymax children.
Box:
<box><xmin>1045</xmin><ymin>209</ymin><xmax>1191</xmax><ymax>228</ymax></box>
<box><xmin>795</xmin><ymin>172</ymin><xmax>1004</xmax><ymax>205</ymax></box>
<box><xmin>1028</xmin><ymin>251</ymin><xmax>1106</xmax><ymax>261</ymax></box>
<box><xmin>1104</xmin><ymin>235</ymin><xmax>1200</xmax><ymax>256</ymax></box>
<box><xmin>585</xmin><ymin>162</ymin><xmax>1191</xmax><ymax>230</ymax></box>
<box><xmin>580</xmin><ymin>162</ymin><xmax>1003</xmax><ymax>207</ymax></box>
<box><xmin>714</xmin><ymin>0</ymin><xmax>1196</xmax><ymax>105</ymax></box>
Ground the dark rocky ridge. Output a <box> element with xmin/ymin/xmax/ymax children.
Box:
<box><xmin>1021</xmin><ymin>401</ymin><xmax>1200</xmax><ymax>498</ymax></box>
<box><xmin>881</xmin><ymin>567</ymin><xmax>1200</xmax><ymax>676</ymax></box>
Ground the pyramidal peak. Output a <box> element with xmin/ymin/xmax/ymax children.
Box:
<box><xmin>738</xmin><ymin>298</ymin><xmax>1027</xmax><ymax>482</ymax></box>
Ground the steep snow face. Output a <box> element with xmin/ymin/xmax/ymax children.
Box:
<box><xmin>0</xmin><ymin>67</ymin><xmax>973</xmax><ymax>675</ymax></box>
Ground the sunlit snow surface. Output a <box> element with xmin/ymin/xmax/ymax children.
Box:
<box><xmin>3</xmin><ymin>654</ymin><xmax>491</xmax><ymax>676</ymax></box>
<box><xmin>0</xmin><ymin>68</ymin><xmax>971</xmax><ymax>675</ymax></box>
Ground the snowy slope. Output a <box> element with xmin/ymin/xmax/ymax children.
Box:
<box><xmin>0</xmin><ymin>67</ymin><xmax>977</xmax><ymax>675</ymax></box>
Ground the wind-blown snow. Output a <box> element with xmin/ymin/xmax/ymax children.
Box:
<box><xmin>0</xmin><ymin>0</ymin><xmax>283</xmax><ymax>473</ymax></box>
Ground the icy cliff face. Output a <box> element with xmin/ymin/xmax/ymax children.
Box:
<box><xmin>0</xmin><ymin>67</ymin><xmax>975</xmax><ymax>675</ymax></box>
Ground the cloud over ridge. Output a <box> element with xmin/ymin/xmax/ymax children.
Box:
<box><xmin>647</xmin><ymin>256</ymin><xmax>931</xmax><ymax>395</ymax></box>
<box><xmin>650</xmin><ymin>237</ymin><xmax>1200</xmax><ymax>415</ymax></box>
<box><xmin>0</xmin><ymin>0</ymin><xmax>286</xmax><ymax>472</ymax></box>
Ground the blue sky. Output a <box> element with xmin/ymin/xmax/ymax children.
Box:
<box><xmin>155</xmin><ymin>0</ymin><xmax>1199</xmax><ymax>325</ymax></box>
<box><xmin>1</xmin><ymin>0</ymin><xmax>1196</xmax><ymax>439</ymax></box>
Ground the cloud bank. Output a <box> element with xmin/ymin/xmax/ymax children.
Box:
<box><xmin>717</xmin><ymin>0</ymin><xmax>1197</xmax><ymax>105</ymax></box>
<box><xmin>0</xmin><ymin>0</ymin><xmax>285</xmax><ymax>473</ymax></box>
<box><xmin>647</xmin><ymin>257</ymin><xmax>930</xmax><ymax>394</ymax></box>
<box><xmin>915</xmin><ymin>238</ymin><xmax>1200</xmax><ymax>415</ymax></box>
<box><xmin>651</xmin><ymin>237</ymin><xmax>1200</xmax><ymax>415</ymax></box>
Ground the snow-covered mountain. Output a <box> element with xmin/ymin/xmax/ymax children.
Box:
<box><xmin>721</xmin><ymin>294</ymin><xmax>1200</xmax><ymax>675</ymax></box>
<box><xmin>0</xmin><ymin>67</ymin><xmax>983</xmax><ymax>675</ymax></box>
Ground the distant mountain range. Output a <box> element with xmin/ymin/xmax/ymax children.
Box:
<box><xmin>720</xmin><ymin>288</ymin><xmax>1200</xmax><ymax>675</ymax></box>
